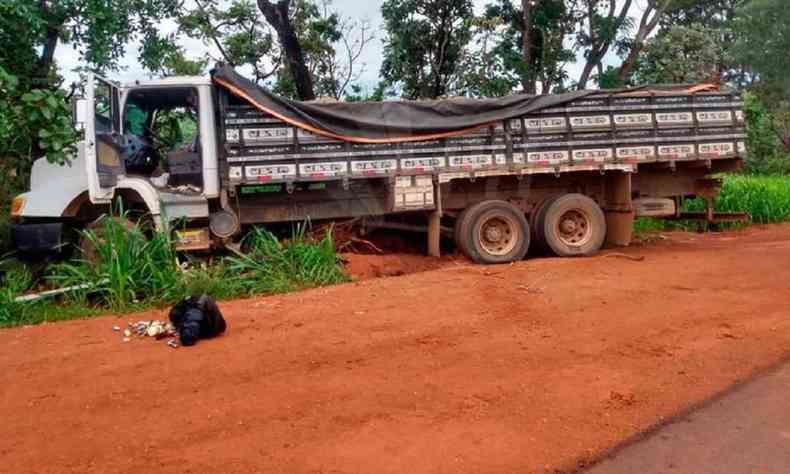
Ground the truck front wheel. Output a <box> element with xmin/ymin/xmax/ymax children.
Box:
<box><xmin>78</xmin><ymin>216</ymin><xmax>141</xmax><ymax>264</ymax></box>
<box><xmin>538</xmin><ymin>194</ymin><xmax>606</xmax><ymax>257</ymax></box>
<box><xmin>455</xmin><ymin>200</ymin><xmax>531</xmax><ymax>264</ymax></box>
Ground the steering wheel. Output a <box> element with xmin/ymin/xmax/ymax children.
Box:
<box><xmin>145</xmin><ymin>125</ymin><xmax>172</xmax><ymax>155</ymax></box>
<box><xmin>121</xmin><ymin>133</ymin><xmax>160</xmax><ymax>175</ymax></box>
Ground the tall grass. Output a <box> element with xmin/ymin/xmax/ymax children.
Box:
<box><xmin>49</xmin><ymin>216</ymin><xmax>181</xmax><ymax>312</ymax></box>
<box><xmin>635</xmin><ymin>175</ymin><xmax>790</xmax><ymax>236</ymax></box>
<box><xmin>686</xmin><ymin>175</ymin><xmax>790</xmax><ymax>224</ymax></box>
<box><xmin>18</xmin><ymin>217</ymin><xmax>349</xmax><ymax>324</ymax></box>
<box><xmin>0</xmin><ymin>259</ymin><xmax>100</xmax><ymax>326</ymax></box>
<box><xmin>0</xmin><ymin>263</ymin><xmax>34</xmax><ymax>324</ymax></box>
<box><xmin>227</xmin><ymin>224</ymin><xmax>347</xmax><ymax>295</ymax></box>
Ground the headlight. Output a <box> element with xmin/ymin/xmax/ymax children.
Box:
<box><xmin>10</xmin><ymin>196</ymin><xmax>26</xmax><ymax>217</ymax></box>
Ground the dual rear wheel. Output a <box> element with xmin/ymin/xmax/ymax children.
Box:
<box><xmin>455</xmin><ymin>194</ymin><xmax>607</xmax><ymax>264</ymax></box>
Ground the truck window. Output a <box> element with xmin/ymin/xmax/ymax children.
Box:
<box><xmin>95</xmin><ymin>81</ymin><xmax>114</xmax><ymax>133</ymax></box>
<box><xmin>121</xmin><ymin>87</ymin><xmax>203</xmax><ymax>190</ymax></box>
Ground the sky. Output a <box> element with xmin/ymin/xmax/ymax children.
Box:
<box><xmin>56</xmin><ymin>0</ymin><xmax>637</xmax><ymax>90</ymax></box>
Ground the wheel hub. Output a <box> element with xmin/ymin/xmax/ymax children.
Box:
<box><xmin>485</xmin><ymin>226</ymin><xmax>503</xmax><ymax>243</ymax></box>
<box><xmin>560</xmin><ymin>218</ymin><xmax>578</xmax><ymax>234</ymax></box>
<box><xmin>557</xmin><ymin>210</ymin><xmax>592</xmax><ymax>246</ymax></box>
<box><xmin>479</xmin><ymin>216</ymin><xmax>518</xmax><ymax>256</ymax></box>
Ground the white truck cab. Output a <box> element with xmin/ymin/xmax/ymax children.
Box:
<box><xmin>11</xmin><ymin>73</ymin><xmax>222</xmax><ymax>253</ymax></box>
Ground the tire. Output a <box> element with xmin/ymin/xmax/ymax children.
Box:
<box><xmin>531</xmin><ymin>195</ymin><xmax>561</xmax><ymax>253</ymax></box>
<box><xmin>455</xmin><ymin>200</ymin><xmax>531</xmax><ymax>264</ymax></box>
<box><xmin>79</xmin><ymin>216</ymin><xmax>140</xmax><ymax>264</ymax></box>
<box><xmin>453</xmin><ymin>206</ymin><xmax>473</xmax><ymax>257</ymax></box>
<box><xmin>539</xmin><ymin>194</ymin><xmax>606</xmax><ymax>257</ymax></box>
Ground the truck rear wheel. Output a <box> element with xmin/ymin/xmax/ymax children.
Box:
<box><xmin>539</xmin><ymin>194</ymin><xmax>606</xmax><ymax>257</ymax></box>
<box><xmin>455</xmin><ymin>200</ymin><xmax>530</xmax><ymax>264</ymax></box>
<box><xmin>531</xmin><ymin>195</ymin><xmax>560</xmax><ymax>253</ymax></box>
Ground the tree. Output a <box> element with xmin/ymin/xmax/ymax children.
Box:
<box><xmin>257</xmin><ymin>0</ymin><xmax>316</xmax><ymax>100</ymax></box>
<box><xmin>631</xmin><ymin>25</ymin><xmax>726</xmax><ymax>85</ymax></box>
<box><xmin>474</xmin><ymin>0</ymin><xmax>576</xmax><ymax>95</ymax></box>
<box><xmin>176</xmin><ymin>0</ymin><xmax>280</xmax><ymax>83</ymax></box>
<box><xmin>174</xmin><ymin>0</ymin><xmax>371</xmax><ymax>100</ymax></box>
<box><xmin>140</xmin><ymin>34</ymin><xmax>209</xmax><ymax>77</ymax></box>
<box><xmin>615</xmin><ymin>0</ymin><xmax>676</xmax><ymax>84</ymax></box>
<box><xmin>305</xmin><ymin>3</ymin><xmax>374</xmax><ymax>100</ymax></box>
<box><xmin>655</xmin><ymin>0</ymin><xmax>752</xmax><ymax>87</ymax></box>
<box><xmin>0</xmin><ymin>1</ymin><xmax>174</xmax><ymax>167</ymax></box>
<box><xmin>734</xmin><ymin>0</ymin><xmax>790</xmax><ymax>97</ymax></box>
<box><xmin>457</xmin><ymin>17</ymin><xmax>522</xmax><ymax>97</ymax></box>
<box><xmin>0</xmin><ymin>0</ymin><xmax>180</xmax><ymax>87</ymax></box>
<box><xmin>380</xmin><ymin>0</ymin><xmax>474</xmax><ymax>99</ymax></box>
<box><xmin>733</xmin><ymin>0</ymin><xmax>790</xmax><ymax>153</ymax></box>
<box><xmin>661</xmin><ymin>0</ymin><xmax>749</xmax><ymax>28</ymax></box>
<box><xmin>574</xmin><ymin>0</ymin><xmax>634</xmax><ymax>89</ymax></box>
<box><xmin>0</xmin><ymin>67</ymin><xmax>77</xmax><ymax>168</ymax></box>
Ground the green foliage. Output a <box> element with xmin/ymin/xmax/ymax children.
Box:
<box><xmin>175</xmin><ymin>0</ymin><xmax>277</xmax><ymax>83</ymax></box>
<box><xmin>632</xmin><ymin>24</ymin><xmax>727</xmax><ymax>85</ymax></box>
<box><xmin>0</xmin><ymin>66</ymin><xmax>78</xmax><ymax>166</ymax></box>
<box><xmin>0</xmin><ymin>1</ymin><xmax>47</xmax><ymax>87</ymax></box>
<box><xmin>345</xmin><ymin>83</ymin><xmax>390</xmax><ymax>102</ymax></box>
<box><xmin>741</xmin><ymin>93</ymin><xmax>790</xmax><ymax>175</ymax></box>
<box><xmin>140</xmin><ymin>33</ymin><xmax>208</xmax><ymax>76</ymax></box>
<box><xmin>0</xmin><ymin>263</ymin><xmax>34</xmax><ymax>325</ymax></box>
<box><xmin>469</xmin><ymin>0</ymin><xmax>575</xmax><ymax>95</ymax></box>
<box><xmin>381</xmin><ymin>0</ymin><xmax>474</xmax><ymax>99</ymax></box>
<box><xmin>0</xmin><ymin>0</ymin><xmax>180</xmax><ymax>83</ymax></box>
<box><xmin>634</xmin><ymin>175</ymin><xmax>790</xmax><ymax>237</ymax></box>
<box><xmin>686</xmin><ymin>175</ymin><xmax>790</xmax><ymax>224</ymax></box>
<box><xmin>227</xmin><ymin>225</ymin><xmax>347</xmax><ymax>294</ymax></box>
<box><xmin>734</xmin><ymin>0</ymin><xmax>790</xmax><ymax>98</ymax></box>
<box><xmin>0</xmin><ymin>259</ymin><xmax>101</xmax><ymax>327</ymax></box>
<box><xmin>49</xmin><ymin>216</ymin><xmax>182</xmax><ymax>312</ymax></box>
<box><xmin>173</xmin><ymin>0</ymin><xmax>370</xmax><ymax>100</ymax></box>
<box><xmin>37</xmin><ymin>216</ymin><xmax>347</xmax><ymax>322</ymax></box>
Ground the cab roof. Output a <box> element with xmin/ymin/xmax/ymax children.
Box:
<box><xmin>124</xmin><ymin>75</ymin><xmax>213</xmax><ymax>88</ymax></box>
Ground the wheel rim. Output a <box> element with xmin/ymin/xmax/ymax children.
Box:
<box><xmin>556</xmin><ymin>209</ymin><xmax>593</xmax><ymax>247</ymax></box>
<box><xmin>478</xmin><ymin>215</ymin><xmax>519</xmax><ymax>256</ymax></box>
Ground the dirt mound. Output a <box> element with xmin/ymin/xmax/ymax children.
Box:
<box><xmin>342</xmin><ymin>252</ymin><xmax>456</xmax><ymax>279</ymax></box>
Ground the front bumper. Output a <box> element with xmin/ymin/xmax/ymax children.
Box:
<box><xmin>12</xmin><ymin>222</ymin><xmax>65</xmax><ymax>254</ymax></box>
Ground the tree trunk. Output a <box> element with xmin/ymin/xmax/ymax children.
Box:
<box><xmin>577</xmin><ymin>0</ymin><xmax>632</xmax><ymax>90</ymax></box>
<box><xmin>521</xmin><ymin>0</ymin><xmax>536</xmax><ymax>94</ymax></box>
<box><xmin>257</xmin><ymin>0</ymin><xmax>316</xmax><ymax>101</ymax></box>
<box><xmin>617</xmin><ymin>1</ymin><xmax>670</xmax><ymax>85</ymax></box>
<box><xmin>36</xmin><ymin>0</ymin><xmax>64</xmax><ymax>87</ymax></box>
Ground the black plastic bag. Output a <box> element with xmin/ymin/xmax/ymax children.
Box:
<box><xmin>168</xmin><ymin>295</ymin><xmax>227</xmax><ymax>346</ymax></box>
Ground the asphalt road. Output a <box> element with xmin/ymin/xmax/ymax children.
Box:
<box><xmin>584</xmin><ymin>360</ymin><xmax>790</xmax><ymax>474</ymax></box>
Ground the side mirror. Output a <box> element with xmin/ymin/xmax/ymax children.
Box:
<box><xmin>72</xmin><ymin>96</ymin><xmax>88</xmax><ymax>129</ymax></box>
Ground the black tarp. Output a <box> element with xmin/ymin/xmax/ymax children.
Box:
<box><xmin>211</xmin><ymin>64</ymin><xmax>715</xmax><ymax>144</ymax></box>
<box><xmin>211</xmin><ymin>64</ymin><xmax>597</xmax><ymax>144</ymax></box>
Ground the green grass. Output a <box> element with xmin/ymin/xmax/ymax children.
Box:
<box><xmin>227</xmin><ymin>225</ymin><xmax>347</xmax><ymax>295</ymax></box>
<box><xmin>686</xmin><ymin>175</ymin><xmax>790</xmax><ymax>224</ymax></box>
<box><xmin>1</xmin><ymin>217</ymin><xmax>348</xmax><ymax>328</ymax></box>
<box><xmin>0</xmin><ymin>260</ymin><xmax>101</xmax><ymax>327</ymax></box>
<box><xmin>634</xmin><ymin>174</ymin><xmax>790</xmax><ymax>236</ymax></box>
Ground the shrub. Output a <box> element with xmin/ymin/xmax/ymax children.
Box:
<box><xmin>687</xmin><ymin>175</ymin><xmax>790</xmax><ymax>224</ymax></box>
<box><xmin>49</xmin><ymin>216</ymin><xmax>182</xmax><ymax>312</ymax></box>
<box><xmin>45</xmin><ymin>218</ymin><xmax>348</xmax><ymax>318</ymax></box>
<box><xmin>742</xmin><ymin>93</ymin><xmax>790</xmax><ymax>175</ymax></box>
<box><xmin>0</xmin><ymin>262</ymin><xmax>34</xmax><ymax>324</ymax></box>
<box><xmin>227</xmin><ymin>225</ymin><xmax>348</xmax><ymax>295</ymax></box>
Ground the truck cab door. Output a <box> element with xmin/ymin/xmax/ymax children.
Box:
<box><xmin>84</xmin><ymin>72</ymin><xmax>123</xmax><ymax>203</ymax></box>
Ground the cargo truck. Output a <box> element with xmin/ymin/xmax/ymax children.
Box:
<box><xmin>10</xmin><ymin>65</ymin><xmax>747</xmax><ymax>264</ymax></box>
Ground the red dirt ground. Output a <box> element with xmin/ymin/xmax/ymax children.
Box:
<box><xmin>2</xmin><ymin>225</ymin><xmax>790</xmax><ymax>473</ymax></box>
